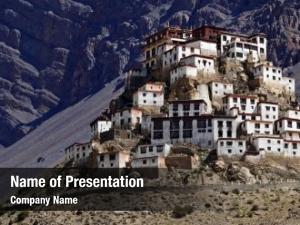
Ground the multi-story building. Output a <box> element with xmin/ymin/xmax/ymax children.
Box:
<box><xmin>162</xmin><ymin>45</ymin><xmax>200</xmax><ymax>68</ymax></box>
<box><xmin>241</xmin><ymin>120</ymin><xmax>274</xmax><ymax>135</ymax></box>
<box><xmin>150</xmin><ymin>115</ymin><xmax>237</xmax><ymax>149</ymax></box>
<box><xmin>208</xmin><ymin>81</ymin><xmax>233</xmax><ymax>99</ymax></box>
<box><xmin>111</xmin><ymin>107</ymin><xmax>143</xmax><ymax>130</ymax></box>
<box><xmin>168</xmin><ymin>99</ymin><xmax>211</xmax><ymax>117</ymax></box>
<box><xmin>256</xmin><ymin>102</ymin><xmax>279</xmax><ymax>121</ymax></box>
<box><xmin>179</xmin><ymin>54</ymin><xmax>216</xmax><ymax>75</ymax></box>
<box><xmin>252</xmin><ymin>136</ymin><xmax>283</xmax><ymax>155</ymax></box>
<box><xmin>217</xmin><ymin>138</ymin><xmax>247</xmax><ymax>158</ymax></box>
<box><xmin>133</xmin><ymin>82</ymin><xmax>164</xmax><ymax>108</ymax></box>
<box><xmin>143</xmin><ymin>26</ymin><xmax>192</xmax><ymax>69</ymax></box>
<box><xmin>65</xmin><ymin>142</ymin><xmax>92</xmax><ymax>163</ymax></box>
<box><xmin>95</xmin><ymin>150</ymin><xmax>130</xmax><ymax>168</ymax></box>
<box><xmin>223</xmin><ymin>94</ymin><xmax>259</xmax><ymax>114</ymax></box>
<box><xmin>170</xmin><ymin>64</ymin><xmax>198</xmax><ymax>84</ymax></box>
<box><xmin>131</xmin><ymin>143</ymin><xmax>171</xmax><ymax>169</ymax></box>
<box><xmin>275</xmin><ymin>117</ymin><xmax>300</xmax><ymax>133</ymax></box>
<box><xmin>90</xmin><ymin>116</ymin><xmax>112</xmax><ymax>138</ymax></box>
<box><xmin>220</xmin><ymin>32</ymin><xmax>267</xmax><ymax>62</ymax></box>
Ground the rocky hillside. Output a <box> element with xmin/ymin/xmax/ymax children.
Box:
<box><xmin>0</xmin><ymin>0</ymin><xmax>300</xmax><ymax>147</ymax></box>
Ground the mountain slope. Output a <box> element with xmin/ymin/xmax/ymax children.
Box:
<box><xmin>0</xmin><ymin>78</ymin><xmax>123</xmax><ymax>167</ymax></box>
<box><xmin>0</xmin><ymin>0</ymin><xmax>299</xmax><ymax>147</ymax></box>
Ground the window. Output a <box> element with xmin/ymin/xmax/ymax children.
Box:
<box><xmin>173</xmin><ymin>104</ymin><xmax>178</xmax><ymax>111</ymax></box>
<box><xmin>157</xmin><ymin>145</ymin><xmax>164</xmax><ymax>152</ymax></box>
<box><xmin>288</xmin><ymin>121</ymin><xmax>292</xmax><ymax>128</ymax></box>
<box><xmin>149</xmin><ymin>146</ymin><xmax>153</xmax><ymax>152</ymax></box>
<box><xmin>153</xmin><ymin>131</ymin><xmax>163</xmax><ymax>139</ymax></box>
<box><xmin>194</xmin><ymin>103</ymin><xmax>199</xmax><ymax>110</ymax></box>
<box><xmin>143</xmin><ymin>160</ymin><xmax>147</xmax><ymax>165</ymax></box>
<box><xmin>191</xmin><ymin>47</ymin><xmax>194</xmax><ymax>53</ymax></box>
<box><xmin>151</xmin><ymin>48</ymin><xmax>156</xmax><ymax>56</ymax></box>
<box><xmin>238</xmin><ymin>142</ymin><xmax>243</xmax><ymax>146</ymax></box>
<box><xmin>218</xmin><ymin>130</ymin><xmax>223</xmax><ymax>137</ymax></box>
<box><xmin>183</xmin><ymin>130</ymin><xmax>192</xmax><ymax>138</ymax></box>
<box><xmin>255</xmin><ymin>123</ymin><xmax>260</xmax><ymax>129</ymax></box>
<box><xmin>109</xmin><ymin>154</ymin><xmax>116</xmax><ymax>161</ymax></box>
<box><xmin>228</xmin><ymin>149</ymin><xmax>232</xmax><ymax>154</ymax></box>
<box><xmin>220</xmin><ymin>141</ymin><xmax>224</xmax><ymax>146</ymax></box>
<box><xmin>154</xmin><ymin>120</ymin><xmax>163</xmax><ymax>130</ymax></box>
<box><xmin>140</xmin><ymin>147</ymin><xmax>147</xmax><ymax>154</ymax></box>
<box><xmin>100</xmin><ymin>155</ymin><xmax>104</xmax><ymax>161</ymax></box>
<box><xmin>260</xmin><ymin>48</ymin><xmax>265</xmax><ymax>53</ymax></box>
<box><xmin>236</xmin><ymin>42</ymin><xmax>243</xmax><ymax>48</ymax></box>
<box><xmin>183</xmin><ymin>104</ymin><xmax>190</xmax><ymax>111</ymax></box>
<box><xmin>260</xmin><ymin>38</ymin><xmax>264</xmax><ymax>43</ymax></box>
<box><xmin>236</xmin><ymin>52</ymin><xmax>243</xmax><ymax>58</ymax></box>
<box><xmin>227</xmin><ymin>130</ymin><xmax>232</xmax><ymax>137</ymax></box>
<box><xmin>183</xmin><ymin>120</ymin><xmax>193</xmax><ymax>129</ymax></box>
<box><xmin>197</xmin><ymin>119</ymin><xmax>206</xmax><ymax>128</ymax></box>
<box><xmin>265</xmin><ymin>124</ymin><xmax>269</xmax><ymax>128</ymax></box>
<box><xmin>153</xmin><ymin>93</ymin><xmax>157</xmax><ymax>97</ymax></box>
<box><xmin>170</xmin><ymin>130</ymin><xmax>179</xmax><ymax>139</ymax></box>
<box><xmin>182</xmin><ymin>46</ymin><xmax>186</xmax><ymax>51</ymax></box>
<box><xmin>218</xmin><ymin>121</ymin><xmax>223</xmax><ymax>127</ymax></box>
<box><xmin>226</xmin><ymin>121</ymin><xmax>232</xmax><ymax>128</ymax></box>
<box><xmin>146</xmin><ymin>50</ymin><xmax>150</xmax><ymax>59</ymax></box>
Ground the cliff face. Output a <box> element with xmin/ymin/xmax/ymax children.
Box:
<box><xmin>0</xmin><ymin>0</ymin><xmax>300</xmax><ymax>147</ymax></box>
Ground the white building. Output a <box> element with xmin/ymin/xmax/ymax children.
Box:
<box><xmin>251</xmin><ymin>61</ymin><xmax>282</xmax><ymax>82</ymax></box>
<box><xmin>185</xmin><ymin>39</ymin><xmax>218</xmax><ymax>57</ymax></box>
<box><xmin>162</xmin><ymin>45</ymin><xmax>200</xmax><ymax>68</ymax></box>
<box><xmin>275</xmin><ymin>117</ymin><xmax>300</xmax><ymax>133</ymax></box>
<box><xmin>284</xmin><ymin>109</ymin><xmax>300</xmax><ymax>120</ymax></box>
<box><xmin>217</xmin><ymin>138</ymin><xmax>247</xmax><ymax>157</ymax></box>
<box><xmin>112</xmin><ymin>107</ymin><xmax>143</xmax><ymax>130</ymax></box>
<box><xmin>253</xmin><ymin>136</ymin><xmax>300</xmax><ymax>157</ymax></box>
<box><xmin>241</xmin><ymin>120</ymin><xmax>274</xmax><ymax>135</ymax></box>
<box><xmin>170</xmin><ymin>64</ymin><xmax>197</xmax><ymax>84</ymax></box>
<box><xmin>220</xmin><ymin>33</ymin><xmax>267</xmax><ymax>62</ymax></box>
<box><xmin>252</xmin><ymin>136</ymin><xmax>283</xmax><ymax>155</ymax></box>
<box><xmin>131</xmin><ymin>143</ymin><xmax>171</xmax><ymax>169</ymax></box>
<box><xmin>64</xmin><ymin>142</ymin><xmax>92</xmax><ymax>163</ymax></box>
<box><xmin>282</xmin><ymin>77</ymin><xmax>295</xmax><ymax>94</ymax></box>
<box><xmin>281</xmin><ymin>131</ymin><xmax>300</xmax><ymax>141</ymax></box>
<box><xmin>250</xmin><ymin>62</ymin><xmax>295</xmax><ymax>94</ymax></box>
<box><xmin>208</xmin><ymin>81</ymin><xmax>233</xmax><ymax>99</ymax></box>
<box><xmin>133</xmin><ymin>82</ymin><xmax>164</xmax><ymax>108</ymax></box>
<box><xmin>168</xmin><ymin>99</ymin><xmax>211</xmax><ymax>117</ymax></box>
<box><xmin>223</xmin><ymin>94</ymin><xmax>258</xmax><ymax>114</ymax></box>
<box><xmin>135</xmin><ymin>143</ymin><xmax>171</xmax><ymax>158</ymax></box>
<box><xmin>131</xmin><ymin>155</ymin><xmax>167</xmax><ymax>168</ymax></box>
<box><xmin>96</xmin><ymin>150</ymin><xmax>130</xmax><ymax>168</ymax></box>
<box><xmin>90</xmin><ymin>116</ymin><xmax>112</xmax><ymax>138</ymax></box>
<box><xmin>179</xmin><ymin>54</ymin><xmax>216</xmax><ymax>75</ymax></box>
<box><xmin>151</xmin><ymin>115</ymin><xmax>237</xmax><ymax>149</ymax></box>
<box><xmin>229</xmin><ymin>107</ymin><xmax>261</xmax><ymax>122</ymax></box>
<box><xmin>151</xmin><ymin>115</ymin><xmax>214</xmax><ymax>148</ymax></box>
<box><xmin>256</xmin><ymin>102</ymin><xmax>279</xmax><ymax>121</ymax></box>
<box><xmin>283</xmin><ymin>140</ymin><xmax>300</xmax><ymax>157</ymax></box>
